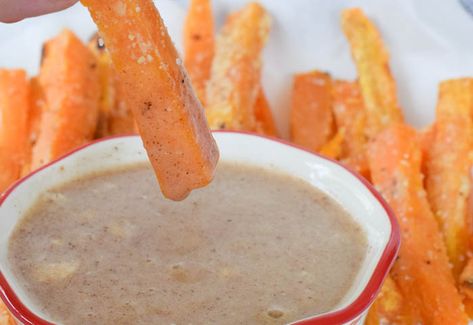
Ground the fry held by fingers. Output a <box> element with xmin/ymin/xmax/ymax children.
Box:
<box><xmin>80</xmin><ymin>0</ymin><xmax>219</xmax><ymax>201</ymax></box>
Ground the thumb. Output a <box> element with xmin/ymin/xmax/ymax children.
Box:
<box><xmin>0</xmin><ymin>0</ymin><xmax>79</xmax><ymax>23</ymax></box>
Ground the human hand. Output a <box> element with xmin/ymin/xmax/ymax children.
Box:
<box><xmin>0</xmin><ymin>0</ymin><xmax>78</xmax><ymax>23</ymax></box>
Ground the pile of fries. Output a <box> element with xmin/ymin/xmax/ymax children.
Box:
<box><xmin>1</xmin><ymin>0</ymin><xmax>473</xmax><ymax>324</ymax></box>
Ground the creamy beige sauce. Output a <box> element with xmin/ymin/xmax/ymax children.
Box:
<box><xmin>8</xmin><ymin>162</ymin><xmax>367</xmax><ymax>325</ymax></box>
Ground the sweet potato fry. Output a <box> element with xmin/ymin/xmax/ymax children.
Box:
<box><xmin>88</xmin><ymin>33</ymin><xmax>114</xmax><ymax>138</ymax></box>
<box><xmin>21</xmin><ymin>77</ymin><xmax>45</xmax><ymax>176</ymax></box>
<box><xmin>254</xmin><ymin>89</ymin><xmax>278</xmax><ymax>137</ymax></box>
<box><xmin>417</xmin><ymin>124</ymin><xmax>434</xmax><ymax>178</ymax></box>
<box><xmin>425</xmin><ymin>79</ymin><xmax>473</xmax><ymax>279</ymax></box>
<box><xmin>0</xmin><ymin>302</ymin><xmax>15</xmax><ymax>325</ymax></box>
<box><xmin>290</xmin><ymin>71</ymin><xmax>335</xmax><ymax>152</ymax></box>
<box><xmin>0</xmin><ymin>69</ymin><xmax>30</xmax><ymax>192</ymax></box>
<box><xmin>461</xmin><ymin>259</ymin><xmax>473</xmax><ymax>317</ymax></box>
<box><xmin>205</xmin><ymin>2</ymin><xmax>271</xmax><ymax>130</ymax></box>
<box><xmin>184</xmin><ymin>0</ymin><xmax>215</xmax><ymax>105</ymax></box>
<box><xmin>461</xmin><ymin>257</ymin><xmax>473</xmax><ymax>299</ymax></box>
<box><xmin>31</xmin><ymin>30</ymin><xmax>100</xmax><ymax>170</ymax></box>
<box><xmin>368</xmin><ymin>123</ymin><xmax>468</xmax><ymax>325</ymax></box>
<box><xmin>434</xmin><ymin>78</ymin><xmax>473</xmax><ymax>118</ymax></box>
<box><xmin>466</xmin><ymin>171</ymin><xmax>473</xmax><ymax>315</ymax></box>
<box><xmin>468</xmin><ymin>169</ymin><xmax>473</xmax><ymax>252</ymax></box>
<box><xmin>28</xmin><ymin>77</ymin><xmax>45</xmax><ymax>148</ymax></box>
<box><xmin>332</xmin><ymin>80</ymin><xmax>368</xmax><ymax>177</ymax></box>
<box><xmin>81</xmin><ymin>0</ymin><xmax>219</xmax><ymax>200</ymax></box>
<box><xmin>418</xmin><ymin>125</ymin><xmax>435</xmax><ymax>154</ymax></box>
<box><xmin>365</xmin><ymin>275</ymin><xmax>413</xmax><ymax>325</ymax></box>
<box><xmin>464</xmin><ymin>299</ymin><xmax>473</xmax><ymax>319</ymax></box>
<box><xmin>319</xmin><ymin>128</ymin><xmax>344</xmax><ymax>159</ymax></box>
<box><xmin>341</xmin><ymin>8</ymin><xmax>403</xmax><ymax>137</ymax></box>
<box><xmin>88</xmin><ymin>34</ymin><xmax>136</xmax><ymax>136</ymax></box>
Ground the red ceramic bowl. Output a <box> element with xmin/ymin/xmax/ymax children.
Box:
<box><xmin>0</xmin><ymin>132</ymin><xmax>399</xmax><ymax>324</ymax></box>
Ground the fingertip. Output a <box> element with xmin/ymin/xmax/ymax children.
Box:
<box><xmin>0</xmin><ymin>17</ymin><xmax>23</xmax><ymax>24</ymax></box>
<box><xmin>0</xmin><ymin>0</ymin><xmax>79</xmax><ymax>23</ymax></box>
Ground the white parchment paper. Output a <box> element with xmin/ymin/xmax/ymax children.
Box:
<box><xmin>1</xmin><ymin>0</ymin><xmax>473</xmax><ymax>138</ymax></box>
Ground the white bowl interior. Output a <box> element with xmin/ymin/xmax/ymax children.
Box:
<box><xmin>0</xmin><ymin>133</ymin><xmax>392</xmax><ymax>323</ymax></box>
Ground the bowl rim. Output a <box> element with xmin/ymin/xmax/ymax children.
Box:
<box><xmin>0</xmin><ymin>131</ymin><xmax>400</xmax><ymax>325</ymax></box>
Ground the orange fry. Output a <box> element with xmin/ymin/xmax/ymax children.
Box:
<box><xmin>368</xmin><ymin>123</ymin><xmax>468</xmax><ymax>325</ymax></box>
<box><xmin>425</xmin><ymin>79</ymin><xmax>473</xmax><ymax>279</ymax></box>
<box><xmin>0</xmin><ymin>301</ymin><xmax>15</xmax><ymax>325</ymax></box>
<box><xmin>434</xmin><ymin>78</ymin><xmax>473</xmax><ymax>118</ymax></box>
<box><xmin>469</xmin><ymin>168</ymin><xmax>473</xmax><ymax>253</ymax></box>
<box><xmin>417</xmin><ymin>124</ymin><xmax>434</xmax><ymax>177</ymax></box>
<box><xmin>332</xmin><ymin>80</ymin><xmax>368</xmax><ymax>177</ymax></box>
<box><xmin>81</xmin><ymin>0</ymin><xmax>219</xmax><ymax>200</ymax></box>
<box><xmin>461</xmin><ymin>257</ymin><xmax>473</xmax><ymax>300</ymax></box>
<box><xmin>28</xmin><ymin>77</ymin><xmax>45</xmax><ymax>149</ymax></box>
<box><xmin>88</xmin><ymin>34</ymin><xmax>136</xmax><ymax>136</ymax></box>
<box><xmin>21</xmin><ymin>77</ymin><xmax>45</xmax><ymax>176</ymax></box>
<box><xmin>184</xmin><ymin>0</ymin><xmax>215</xmax><ymax>105</ymax></box>
<box><xmin>319</xmin><ymin>129</ymin><xmax>344</xmax><ymax>159</ymax></box>
<box><xmin>467</xmin><ymin>168</ymin><xmax>473</xmax><ymax>316</ymax></box>
<box><xmin>206</xmin><ymin>2</ymin><xmax>271</xmax><ymax>130</ymax></box>
<box><xmin>88</xmin><ymin>33</ymin><xmax>114</xmax><ymax>138</ymax></box>
<box><xmin>31</xmin><ymin>30</ymin><xmax>100</xmax><ymax>170</ymax></box>
<box><xmin>0</xmin><ymin>69</ymin><xmax>30</xmax><ymax>192</ymax></box>
<box><xmin>365</xmin><ymin>275</ymin><xmax>412</xmax><ymax>325</ymax></box>
<box><xmin>465</xmin><ymin>298</ymin><xmax>473</xmax><ymax>319</ymax></box>
<box><xmin>254</xmin><ymin>89</ymin><xmax>278</xmax><ymax>137</ymax></box>
<box><xmin>341</xmin><ymin>8</ymin><xmax>403</xmax><ymax>137</ymax></box>
<box><xmin>290</xmin><ymin>71</ymin><xmax>334</xmax><ymax>152</ymax></box>
<box><xmin>418</xmin><ymin>125</ymin><xmax>435</xmax><ymax>155</ymax></box>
